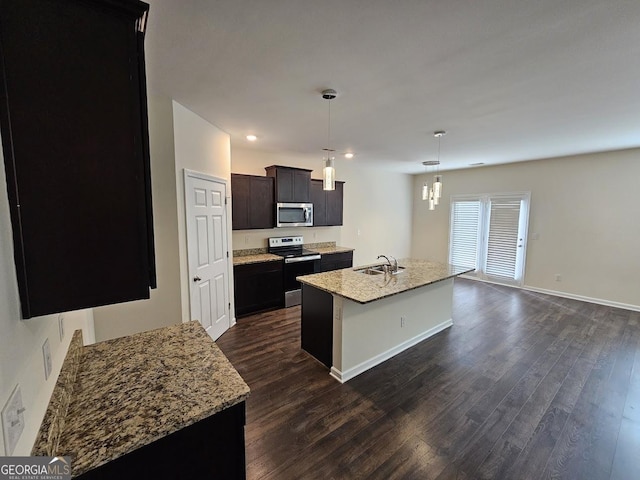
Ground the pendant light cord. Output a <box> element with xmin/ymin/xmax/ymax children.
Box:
<box><xmin>327</xmin><ymin>98</ymin><xmax>332</xmax><ymax>154</ymax></box>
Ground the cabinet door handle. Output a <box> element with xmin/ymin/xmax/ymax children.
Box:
<box><xmin>193</xmin><ymin>276</ymin><xmax>201</xmax><ymax>282</ymax></box>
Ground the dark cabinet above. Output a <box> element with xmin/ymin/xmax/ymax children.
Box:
<box><xmin>231</xmin><ymin>174</ymin><xmax>274</xmax><ymax>230</ymax></box>
<box><xmin>0</xmin><ymin>0</ymin><xmax>155</xmax><ymax>318</ymax></box>
<box><xmin>310</xmin><ymin>179</ymin><xmax>344</xmax><ymax>226</ymax></box>
<box><xmin>265</xmin><ymin>166</ymin><xmax>312</xmax><ymax>203</ymax></box>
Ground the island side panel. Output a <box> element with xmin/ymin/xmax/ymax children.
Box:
<box><xmin>334</xmin><ymin>278</ymin><xmax>454</xmax><ymax>382</ymax></box>
<box><xmin>301</xmin><ymin>284</ymin><xmax>334</xmax><ymax>367</ymax></box>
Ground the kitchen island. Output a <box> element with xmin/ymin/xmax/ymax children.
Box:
<box><xmin>297</xmin><ymin>259</ymin><xmax>472</xmax><ymax>382</ymax></box>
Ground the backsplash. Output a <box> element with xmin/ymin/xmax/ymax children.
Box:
<box><xmin>233</xmin><ymin>241</ymin><xmax>336</xmax><ymax>257</ymax></box>
<box><xmin>231</xmin><ymin>226</ymin><xmax>340</xmax><ymax>251</ymax></box>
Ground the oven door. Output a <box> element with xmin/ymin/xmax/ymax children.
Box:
<box><xmin>283</xmin><ymin>255</ymin><xmax>320</xmax><ymax>306</ymax></box>
<box><xmin>276</xmin><ymin>203</ymin><xmax>313</xmax><ymax>227</ymax></box>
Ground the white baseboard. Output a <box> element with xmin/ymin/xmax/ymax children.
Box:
<box><xmin>458</xmin><ymin>275</ymin><xmax>640</xmax><ymax>313</ymax></box>
<box><xmin>522</xmin><ymin>286</ymin><xmax>640</xmax><ymax>312</ymax></box>
<box><xmin>329</xmin><ymin>319</ymin><xmax>453</xmax><ymax>383</ymax></box>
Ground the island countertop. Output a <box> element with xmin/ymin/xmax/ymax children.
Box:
<box><xmin>297</xmin><ymin>258</ymin><xmax>473</xmax><ymax>304</ymax></box>
<box><xmin>32</xmin><ymin>321</ymin><xmax>250</xmax><ymax>477</ymax></box>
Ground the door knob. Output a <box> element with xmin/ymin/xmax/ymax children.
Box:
<box><xmin>193</xmin><ymin>276</ymin><xmax>201</xmax><ymax>282</ymax></box>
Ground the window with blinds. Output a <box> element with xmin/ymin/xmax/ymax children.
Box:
<box><xmin>449</xmin><ymin>193</ymin><xmax>530</xmax><ymax>286</ymax></box>
<box><xmin>449</xmin><ymin>200</ymin><xmax>481</xmax><ymax>270</ymax></box>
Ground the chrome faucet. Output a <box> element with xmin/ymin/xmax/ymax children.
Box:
<box><xmin>377</xmin><ymin>255</ymin><xmax>398</xmax><ymax>273</ymax></box>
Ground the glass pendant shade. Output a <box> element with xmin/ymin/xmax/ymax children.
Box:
<box><xmin>433</xmin><ymin>174</ymin><xmax>443</xmax><ymax>199</ymax></box>
<box><xmin>323</xmin><ymin>158</ymin><xmax>335</xmax><ymax>191</ymax></box>
<box><xmin>421</xmin><ymin>182</ymin><xmax>429</xmax><ymax>201</ymax></box>
<box><xmin>428</xmin><ymin>188</ymin><xmax>435</xmax><ymax>210</ymax></box>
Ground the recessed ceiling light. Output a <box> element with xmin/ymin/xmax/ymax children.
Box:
<box><xmin>246</xmin><ymin>134</ymin><xmax>257</xmax><ymax>142</ymax></box>
<box><xmin>344</xmin><ymin>152</ymin><xmax>354</xmax><ymax>159</ymax></box>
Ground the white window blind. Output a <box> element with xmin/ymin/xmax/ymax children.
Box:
<box><xmin>485</xmin><ymin>198</ymin><xmax>522</xmax><ymax>279</ymax></box>
<box><xmin>449</xmin><ymin>200</ymin><xmax>481</xmax><ymax>269</ymax></box>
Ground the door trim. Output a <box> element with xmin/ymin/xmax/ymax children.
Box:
<box><xmin>183</xmin><ymin>169</ymin><xmax>232</xmax><ymax>332</ymax></box>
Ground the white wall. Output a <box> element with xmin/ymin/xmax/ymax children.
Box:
<box><xmin>93</xmin><ymin>96</ymin><xmax>182</xmax><ymax>341</ymax></box>
<box><xmin>411</xmin><ymin>148</ymin><xmax>640</xmax><ymax>309</ymax></box>
<box><xmin>231</xmin><ymin>147</ymin><xmax>414</xmax><ymax>266</ymax></box>
<box><xmin>172</xmin><ymin>101</ymin><xmax>233</xmax><ymax>323</ymax></box>
<box><xmin>0</xmin><ymin>146</ymin><xmax>93</xmax><ymax>456</ymax></box>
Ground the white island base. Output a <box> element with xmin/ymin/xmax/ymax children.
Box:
<box><xmin>330</xmin><ymin>277</ymin><xmax>454</xmax><ymax>383</ymax></box>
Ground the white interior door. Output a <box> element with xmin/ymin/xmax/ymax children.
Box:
<box><xmin>185</xmin><ymin>170</ymin><xmax>230</xmax><ymax>340</ymax></box>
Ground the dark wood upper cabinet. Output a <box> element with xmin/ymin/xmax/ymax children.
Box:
<box><xmin>0</xmin><ymin>0</ymin><xmax>155</xmax><ymax>318</ymax></box>
<box><xmin>231</xmin><ymin>174</ymin><xmax>274</xmax><ymax>230</ymax></box>
<box><xmin>265</xmin><ymin>166</ymin><xmax>312</xmax><ymax>203</ymax></box>
<box><xmin>310</xmin><ymin>179</ymin><xmax>344</xmax><ymax>226</ymax></box>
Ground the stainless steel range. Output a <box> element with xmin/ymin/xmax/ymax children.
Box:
<box><xmin>268</xmin><ymin>236</ymin><xmax>320</xmax><ymax>307</ymax></box>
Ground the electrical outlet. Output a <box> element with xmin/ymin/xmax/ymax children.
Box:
<box><xmin>58</xmin><ymin>313</ymin><xmax>65</xmax><ymax>341</ymax></box>
<box><xmin>42</xmin><ymin>338</ymin><xmax>52</xmax><ymax>380</ymax></box>
<box><xmin>2</xmin><ymin>385</ymin><xmax>25</xmax><ymax>455</ymax></box>
<box><xmin>555</xmin><ymin>274</ymin><xmax>562</xmax><ymax>282</ymax></box>
<box><xmin>244</xmin><ymin>235</ymin><xmax>249</xmax><ymax>245</ymax></box>
<box><xmin>401</xmin><ymin>316</ymin><xmax>406</xmax><ymax>328</ymax></box>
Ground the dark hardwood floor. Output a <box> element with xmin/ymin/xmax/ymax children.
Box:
<box><xmin>217</xmin><ymin>279</ymin><xmax>640</xmax><ymax>480</ymax></box>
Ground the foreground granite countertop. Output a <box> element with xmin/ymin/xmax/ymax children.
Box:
<box><xmin>297</xmin><ymin>258</ymin><xmax>473</xmax><ymax>304</ymax></box>
<box><xmin>32</xmin><ymin>321</ymin><xmax>250</xmax><ymax>477</ymax></box>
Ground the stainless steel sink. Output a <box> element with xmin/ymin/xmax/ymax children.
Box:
<box><xmin>359</xmin><ymin>267</ymin><xmax>384</xmax><ymax>275</ymax></box>
<box><xmin>357</xmin><ymin>265</ymin><xmax>405</xmax><ymax>275</ymax></box>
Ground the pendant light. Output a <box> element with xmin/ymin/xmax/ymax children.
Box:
<box><xmin>433</xmin><ymin>131</ymin><xmax>446</xmax><ymax>200</ymax></box>
<box><xmin>422</xmin><ymin>159</ymin><xmax>439</xmax><ymax>203</ymax></box>
<box><xmin>322</xmin><ymin>89</ymin><xmax>337</xmax><ymax>191</ymax></box>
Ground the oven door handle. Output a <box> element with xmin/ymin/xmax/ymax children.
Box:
<box><xmin>284</xmin><ymin>255</ymin><xmax>321</xmax><ymax>264</ymax></box>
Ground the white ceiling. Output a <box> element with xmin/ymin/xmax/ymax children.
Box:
<box><xmin>144</xmin><ymin>0</ymin><xmax>640</xmax><ymax>174</ymax></box>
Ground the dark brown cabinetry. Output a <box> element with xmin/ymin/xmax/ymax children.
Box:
<box><xmin>265</xmin><ymin>166</ymin><xmax>312</xmax><ymax>203</ymax></box>
<box><xmin>234</xmin><ymin>260</ymin><xmax>284</xmax><ymax>317</ymax></box>
<box><xmin>231</xmin><ymin>174</ymin><xmax>274</xmax><ymax>230</ymax></box>
<box><xmin>314</xmin><ymin>251</ymin><xmax>353</xmax><ymax>273</ymax></box>
<box><xmin>78</xmin><ymin>402</ymin><xmax>246</xmax><ymax>480</ymax></box>
<box><xmin>0</xmin><ymin>0</ymin><xmax>155</xmax><ymax>318</ymax></box>
<box><xmin>301</xmin><ymin>284</ymin><xmax>333</xmax><ymax>368</ymax></box>
<box><xmin>310</xmin><ymin>179</ymin><xmax>345</xmax><ymax>226</ymax></box>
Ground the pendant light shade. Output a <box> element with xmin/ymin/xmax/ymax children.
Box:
<box><xmin>433</xmin><ymin>174</ymin><xmax>443</xmax><ymax>199</ymax></box>
<box><xmin>421</xmin><ymin>181</ymin><xmax>429</xmax><ymax>201</ymax></box>
<box><xmin>321</xmin><ymin>89</ymin><xmax>338</xmax><ymax>191</ymax></box>
<box><xmin>428</xmin><ymin>188</ymin><xmax>435</xmax><ymax>210</ymax></box>
<box><xmin>323</xmin><ymin>156</ymin><xmax>335</xmax><ymax>191</ymax></box>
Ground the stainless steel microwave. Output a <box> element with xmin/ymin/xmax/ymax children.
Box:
<box><xmin>276</xmin><ymin>202</ymin><xmax>313</xmax><ymax>227</ymax></box>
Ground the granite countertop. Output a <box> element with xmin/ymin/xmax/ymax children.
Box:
<box><xmin>308</xmin><ymin>245</ymin><xmax>354</xmax><ymax>255</ymax></box>
<box><xmin>297</xmin><ymin>258</ymin><xmax>473</xmax><ymax>304</ymax></box>
<box><xmin>233</xmin><ymin>252</ymin><xmax>282</xmax><ymax>266</ymax></box>
<box><xmin>232</xmin><ymin>243</ymin><xmax>353</xmax><ymax>266</ymax></box>
<box><xmin>32</xmin><ymin>321</ymin><xmax>250</xmax><ymax>478</ymax></box>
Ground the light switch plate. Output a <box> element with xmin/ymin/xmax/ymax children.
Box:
<box><xmin>1</xmin><ymin>385</ymin><xmax>25</xmax><ymax>455</ymax></box>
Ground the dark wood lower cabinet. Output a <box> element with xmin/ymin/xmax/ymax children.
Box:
<box><xmin>234</xmin><ymin>261</ymin><xmax>284</xmax><ymax>317</ymax></box>
<box><xmin>314</xmin><ymin>251</ymin><xmax>353</xmax><ymax>273</ymax></box>
<box><xmin>301</xmin><ymin>284</ymin><xmax>334</xmax><ymax>368</ymax></box>
<box><xmin>78</xmin><ymin>402</ymin><xmax>246</xmax><ymax>480</ymax></box>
